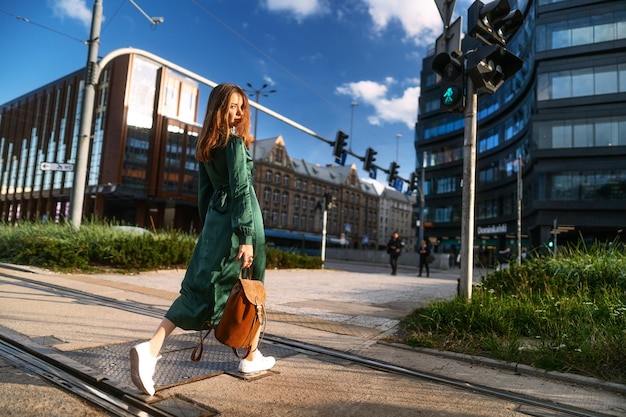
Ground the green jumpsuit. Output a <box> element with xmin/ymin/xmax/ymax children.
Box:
<box><xmin>165</xmin><ymin>134</ymin><xmax>265</xmax><ymax>330</ymax></box>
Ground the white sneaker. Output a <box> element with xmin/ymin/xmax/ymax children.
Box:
<box><xmin>237</xmin><ymin>352</ymin><xmax>276</xmax><ymax>373</ymax></box>
<box><xmin>130</xmin><ymin>342</ymin><xmax>160</xmax><ymax>395</ymax></box>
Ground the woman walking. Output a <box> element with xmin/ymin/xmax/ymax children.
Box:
<box><xmin>129</xmin><ymin>83</ymin><xmax>274</xmax><ymax>396</ymax></box>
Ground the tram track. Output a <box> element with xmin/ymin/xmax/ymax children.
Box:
<box><xmin>0</xmin><ymin>334</ymin><xmax>177</xmax><ymax>417</ymax></box>
<box><xmin>0</xmin><ymin>269</ymin><xmax>620</xmax><ymax>417</ymax></box>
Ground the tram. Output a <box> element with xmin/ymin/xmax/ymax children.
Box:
<box><xmin>264</xmin><ymin>229</ymin><xmax>342</xmax><ymax>256</ymax></box>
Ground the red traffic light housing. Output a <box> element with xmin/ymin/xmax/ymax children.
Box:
<box><xmin>387</xmin><ymin>161</ymin><xmax>399</xmax><ymax>186</ymax></box>
<box><xmin>468</xmin><ymin>0</ymin><xmax>523</xmax><ymax>46</ymax></box>
<box><xmin>466</xmin><ymin>44</ymin><xmax>523</xmax><ymax>94</ymax></box>
<box><xmin>332</xmin><ymin>130</ymin><xmax>349</xmax><ymax>159</ymax></box>
<box><xmin>363</xmin><ymin>147</ymin><xmax>377</xmax><ymax>173</ymax></box>
<box><xmin>409</xmin><ymin>171</ymin><xmax>419</xmax><ymax>193</ymax></box>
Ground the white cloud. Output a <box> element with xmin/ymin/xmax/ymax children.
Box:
<box><xmin>362</xmin><ymin>0</ymin><xmax>472</xmax><ymax>46</ymax></box>
<box><xmin>265</xmin><ymin>0</ymin><xmax>328</xmax><ymax>20</ymax></box>
<box><xmin>49</xmin><ymin>0</ymin><xmax>93</xmax><ymax>28</ymax></box>
<box><xmin>363</xmin><ymin>0</ymin><xmax>441</xmax><ymax>45</ymax></box>
<box><xmin>336</xmin><ymin>79</ymin><xmax>419</xmax><ymax>129</ymax></box>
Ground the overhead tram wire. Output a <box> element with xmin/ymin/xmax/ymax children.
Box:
<box><xmin>189</xmin><ymin>0</ymin><xmax>347</xmax><ymax>116</ymax></box>
<box><xmin>0</xmin><ymin>8</ymin><xmax>87</xmax><ymax>45</ymax></box>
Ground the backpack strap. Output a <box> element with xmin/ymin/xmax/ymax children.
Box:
<box><xmin>191</xmin><ymin>323</ymin><xmax>214</xmax><ymax>362</ymax></box>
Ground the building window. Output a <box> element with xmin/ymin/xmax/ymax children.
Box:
<box><xmin>274</xmin><ymin>172</ymin><xmax>281</xmax><ymax>184</ymax></box>
<box><xmin>543</xmin><ymin>171</ymin><xmax>626</xmax><ymax>201</ymax></box>
<box><xmin>123</xmin><ymin>126</ymin><xmax>150</xmax><ymax>191</ymax></box>
<box><xmin>281</xmin><ymin>191</ymin><xmax>289</xmax><ymax>206</ymax></box>
<box><xmin>283</xmin><ymin>175</ymin><xmax>290</xmax><ymax>187</ymax></box>
<box><xmin>294</xmin><ymin>195</ymin><xmax>300</xmax><ymax>209</ymax></box>
<box><xmin>536</xmin><ymin>10</ymin><xmax>626</xmax><ymax>52</ymax></box>
<box><xmin>264</xmin><ymin>187</ymin><xmax>271</xmax><ymax>202</ymax></box>
<box><xmin>534</xmin><ymin>115</ymin><xmax>626</xmax><ymax>149</ymax></box>
<box><xmin>273</xmin><ymin>190</ymin><xmax>280</xmax><ymax>204</ymax></box>
<box><xmin>280</xmin><ymin>211</ymin><xmax>287</xmax><ymax>225</ymax></box>
<box><xmin>537</xmin><ymin>64</ymin><xmax>626</xmax><ymax>101</ymax></box>
<box><xmin>275</xmin><ymin>147</ymin><xmax>284</xmax><ymax>164</ymax></box>
<box><xmin>162</xmin><ymin>124</ymin><xmax>184</xmax><ymax>194</ymax></box>
<box><xmin>265</xmin><ymin>169</ymin><xmax>272</xmax><ymax>182</ymax></box>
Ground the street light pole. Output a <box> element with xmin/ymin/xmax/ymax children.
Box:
<box><xmin>246</xmin><ymin>83</ymin><xmax>276</xmax><ymax>160</ymax></box>
<box><xmin>419</xmin><ymin>151</ymin><xmax>426</xmax><ymax>246</ymax></box>
<box><xmin>395</xmin><ymin>133</ymin><xmax>402</xmax><ymax>162</ymax></box>
<box><xmin>517</xmin><ymin>154</ymin><xmax>522</xmax><ymax>264</ymax></box>
<box><xmin>349</xmin><ymin>102</ymin><xmax>358</xmax><ymax>151</ymax></box>
<box><xmin>69</xmin><ymin>0</ymin><xmax>163</xmax><ymax>229</ymax></box>
<box><xmin>69</xmin><ymin>0</ymin><xmax>102</xmax><ymax>229</ymax></box>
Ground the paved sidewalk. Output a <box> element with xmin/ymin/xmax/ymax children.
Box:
<box><xmin>0</xmin><ymin>261</ymin><xmax>624</xmax><ymax>416</ymax></box>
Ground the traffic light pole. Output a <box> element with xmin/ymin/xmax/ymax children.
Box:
<box><xmin>459</xmin><ymin>77</ymin><xmax>477</xmax><ymax>300</ymax></box>
<box><xmin>419</xmin><ymin>151</ymin><xmax>426</xmax><ymax>246</ymax></box>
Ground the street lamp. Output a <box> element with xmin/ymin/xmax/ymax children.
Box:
<box><xmin>349</xmin><ymin>102</ymin><xmax>358</xmax><ymax>151</ymax></box>
<box><xmin>395</xmin><ymin>133</ymin><xmax>402</xmax><ymax>161</ymax></box>
<box><xmin>246</xmin><ymin>83</ymin><xmax>276</xmax><ymax>148</ymax></box>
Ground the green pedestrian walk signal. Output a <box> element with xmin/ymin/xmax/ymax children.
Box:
<box><xmin>442</xmin><ymin>85</ymin><xmax>461</xmax><ymax>107</ymax></box>
<box><xmin>432</xmin><ymin>51</ymin><xmax>465</xmax><ymax>113</ymax></box>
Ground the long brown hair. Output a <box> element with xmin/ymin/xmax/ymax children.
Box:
<box><xmin>196</xmin><ymin>83</ymin><xmax>252</xmax><ymax>162</ymax></box>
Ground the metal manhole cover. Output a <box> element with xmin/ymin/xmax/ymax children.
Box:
<box><xmin>65</xmin><ymin>332</ymin><xmax>295</xmax><ymax>392</ymax></box>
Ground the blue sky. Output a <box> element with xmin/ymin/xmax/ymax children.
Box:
<box><xmin>0</xmin><ymin>0</ymin><xmax>471</xmax><ymax>185</ymax></box>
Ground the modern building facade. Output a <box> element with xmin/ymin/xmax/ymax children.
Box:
<box><xmin>0</xmin><ymin>52</ymin><xmax>202</xmax><ymax>231</ymax></box>
<box><xmin>415</xmin><ymin>0</ymin><xmax>626</xmax><ymax>261</ymax></box>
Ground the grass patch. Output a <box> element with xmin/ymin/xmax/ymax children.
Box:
<box><xmin>0</xmin><ymin>221</ymin><xmax>322</xmax><ymax>272</ymax></box>
<box><xmin>402</xmin><ymin>241</ymin><xmax>626</xmax><ymax>384</ymax></box>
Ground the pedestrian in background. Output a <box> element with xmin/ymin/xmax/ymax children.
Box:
<box><xmin>418</xmin><ymin>240</ymin><xmax>430</xmax><ymax>277</ymax></box>
<box><xmin>129</xmin><ymin>83</ymin><xmax>274</xmax><ymax>396</ymax></box>
<box><xmin>386</xmin><ymin>231</ymin><xmax>403</xmax><ymax>275</ymax></box>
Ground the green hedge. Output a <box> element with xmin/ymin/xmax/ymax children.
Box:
<box><xmin>0</xmin><ymin>221</ymin><xmax>322</xmax><ymax>272</ymax></box>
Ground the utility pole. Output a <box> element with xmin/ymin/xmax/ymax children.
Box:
<box><xmin>69</xmin><ymin>0</ymin><xmax>163</xmax><ymax>229</ymax></box>
<box><xmin>69</xmin><ymin>0</ymin><xmax>102</xmax><ymax>229</ymax></box>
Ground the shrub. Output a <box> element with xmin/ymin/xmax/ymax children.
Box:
<box><xmin>402</xmin><ymin>240</ymin><xmax>626</xmax><ymax>384</ymax></box>
<box><xmin>0</xmin><ymin>221</ymin><xmax>321</xmax><ymax>272</ymax></box>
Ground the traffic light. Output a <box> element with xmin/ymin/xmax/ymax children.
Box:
<box><xmin>387</xmin><ymin>162</ymin><xmax>399</xmax><ymax>186</ymax></box>
<box><xmin>466</xmin><ymin>44</ymin><xmax>523</xmax><ymax>94</ymax></box>
<box><xmin>323</xmin><ymin>193</ymin><xmax>336</xmax><ymax>210</ymax></box>
<box><xmin>363</xmin><ymin>147</ymin><xmax>377</xmax><ymax>172</ymax></box>
<box><xmin>409</xmin><ymin>171</ymin><xmax>419</xmax><ymax>192</ymax></box>
<box><xmin>467</xmin><ymin>0</ymin><xmax>523</xmax><ymax>46</ymax></box>
<box><xmin>431</xmin><ymin>51</ymin><xmax>465</xmax><ymax>113</ymax></box>
<box><xmin>332</xmin><ymin>130</ymin><xmax>349</xmax><ymax>159</ymax></box>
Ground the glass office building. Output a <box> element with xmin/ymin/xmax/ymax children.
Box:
<box><xmin>0</xmin><ymin>53</ymin><xmax>202</xmax><ymax>231</ymax></box>
<box><xmin>415</xmin><ymin>0</ymin><xmax>626</xmax><ymax>261</ymax></box>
